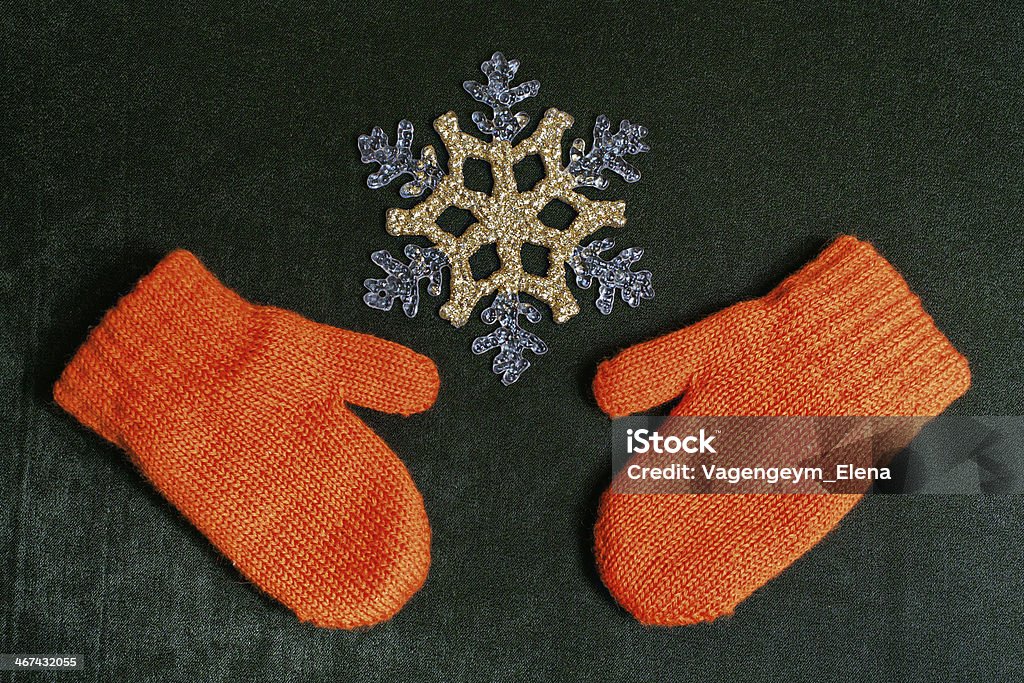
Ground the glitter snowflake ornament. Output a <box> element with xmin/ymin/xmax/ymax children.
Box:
<box><xmin>359</xmin><ymin>52</ymin><xmax>654</xmax><ymax>385</ymax></box>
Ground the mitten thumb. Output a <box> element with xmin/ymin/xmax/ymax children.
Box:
<box><xmin>593</xmin><ymin>301</ymin><xmax>763</xmax><ymax>417</ymax></box>
<box><xmin>328</xmin><ymin>326</ymin><xmax>439</xmax><ymax>416</ymax></box>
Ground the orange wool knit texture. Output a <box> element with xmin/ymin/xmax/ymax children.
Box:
<box><xmin>54</xmin><ymin>250</ymin><xmax>439</xmax><ymax>629</ymax></box>
<box><xmin>592</xmin><ymin>235</ymin><xmax>971</xmax><ymax>626</ymax></box>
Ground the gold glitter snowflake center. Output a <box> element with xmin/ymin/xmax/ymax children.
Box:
<box><xmin>385</xmin><ymin>108</ymin><xmax>628</xmax><ymax>327</ymax></box>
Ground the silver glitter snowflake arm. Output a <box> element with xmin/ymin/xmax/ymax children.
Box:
<box><xmin>463</xmin><ymin>52</ymin><xmax>541</xmax><ymax>142</ymax></box>
<box><xmin>364</xmin><ymin>244</ymin><xmax>449</xmax><ymax>318</ymax></box>
<box><xmin>568</xmin><ymin>115</ymin><xmax>650</xmax><ymax>189</ymax></box>
<box><xmin>569</xmin><ymin>239</ymin><xmax>654</xmax><ymax>315</ymax></box>
<box><xmin>471</xmin><ymin>293</ymin><xmax>549</xmax><ymax>385</ymax></box>
<box><xmin>358</xmin><ymin>120</ymin><xmax>444</xmax><ymax>198</ymax></box>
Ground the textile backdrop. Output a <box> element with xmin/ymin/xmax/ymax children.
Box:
<box><xmin>2</xmin><ymin>2</ymin><xmax>1023</xmax><ymax>681</ymax></box>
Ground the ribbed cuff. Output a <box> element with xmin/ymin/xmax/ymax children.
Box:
<box><xmin>54</xmin><ymin>250</ymin><xmax>254</xmax><ymax>446</ymax></box>
<box><xmin>771</xmin><ymin>236</ymin><xmax>970</xmax><ymax>414</ymax></box>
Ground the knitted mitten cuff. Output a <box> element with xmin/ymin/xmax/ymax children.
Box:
<box><xmin>769</xmin><ymin>236</ymin><xmax>967</xmax><ymax>389</ymax></box>
<box><xmin>54</xmin><ymin>250</ymin><xmax>254</xmax><ymax>448</ymax></box>
<box><xmin>761</xmin><ymin>235</ymin><xmax>969</xmax><ymax>416</ymax></box>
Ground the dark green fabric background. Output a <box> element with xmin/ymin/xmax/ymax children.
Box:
<box><xmin>3</xmin><ymin>2</ymin><xmax>1023</xmax><ymax>681</ymax></box>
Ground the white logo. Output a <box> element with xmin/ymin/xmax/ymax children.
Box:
<box><xmin>626</xmin><ymin>428</ymin><xmax>717</xmax><ymax>455</ymax></box>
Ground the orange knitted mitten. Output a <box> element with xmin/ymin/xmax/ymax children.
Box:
<box><xmin>592</xmin><ymin>236</ymin><xmax>971</xmax><ymax>625</ymax></box>
<box><xmin>54</xmin><ymin>250</ymin><xmax>439</xmax><ymax>629</ymax></box>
